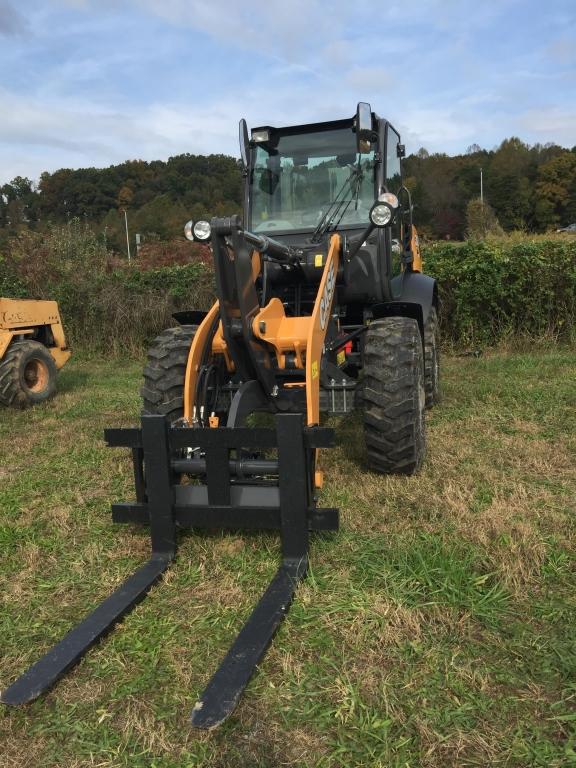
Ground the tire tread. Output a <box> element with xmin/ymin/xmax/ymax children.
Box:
<box><xmin>362</xmin><ymin>317</ymin><xmax>426</xmax><ymax>475</ymax></box>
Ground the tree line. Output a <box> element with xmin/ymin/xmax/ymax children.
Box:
<box><xmin>403</xmin><ymin>138</ymin><xmax>576</xmax><ymax>239</ymax></box>
<box><xmin>1</xmin><ymin>137</ymin><xmax>575</xmax><ymax>250</ymax></box>
<box><xmin>0</xmin><ymin>154</ymin><xmax>242</xmax><ymax>251</ymax></box>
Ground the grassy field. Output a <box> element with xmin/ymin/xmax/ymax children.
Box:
<box><xmin>1</xmin><ymin>350</ymin><xmax>575</xmax><ymax>767</ymax></box>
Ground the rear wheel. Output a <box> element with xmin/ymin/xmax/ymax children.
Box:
<box><xmin>141</xmin><ymin>325</ymin><xmax>197</xmax><ymax>421</ymax></box>
<box><xmin>424</xmin><ymin>307</ymin><xmax>440</xmax><ymax>408</ymax></box>
<box><xmin>363</xmin><ymin>317</ymin><xmax>426</xmax><ymax>475</ymax></box>
<box><xmin>0</xmin><ymin>340</ymin><xmax>58</xmax><ymax>408</ymax></box>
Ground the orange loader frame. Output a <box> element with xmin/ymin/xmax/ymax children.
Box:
<box><xmin>184</xmin><ymin>234</ymin><xmax>340</xmax><ymax>428</ymax></box>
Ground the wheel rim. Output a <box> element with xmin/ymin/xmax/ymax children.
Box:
<box><xmin>24</xmin><ymin>359</ymin><xmax>49</xmax><ymax>393</ymax></box>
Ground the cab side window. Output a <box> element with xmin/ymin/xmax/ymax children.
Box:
<box><xmin>385</xmin><ymin>126</ymin><xmax>402</xmax><ymax>193</ymax></box>
<box><xmin>386</xmin><ymin>126</ymin><xmax>402</xmax><ymax>275</ymax></box>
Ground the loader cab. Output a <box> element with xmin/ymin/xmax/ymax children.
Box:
<box><xmin>243</xmin><ymin>108</ymin><xmax>405</xmax><ymax>304</ymax></box>
<box><xmin>247</xmin><ymin>119</ymin><xmax>376</xmax><ymax>239</ymax></box>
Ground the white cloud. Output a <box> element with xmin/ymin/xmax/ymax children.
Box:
<box><xmin>397</xmin><ymin>106</ymin><xmax>493</xmax><ymax>154</ymax></box>
<box><xmin>0</xmin><ymin>82</ymin><xmax>359</xmax><ymax>183</ymax></box>
<box><xmin>517</xmin><ymin>107</ymin><xmax>576</xmax><ymax>147</ymax></box>
<box><xmin>135</xmin><ymin>0</ymin><xmax>351</xmax><ymax>61</ymax></box>
<box><xmin>1</xmin><ymin>0</ymin><xmax>573</xmax><ymax>183</ymax></box>
<box><xmin>344</xmin><ymin>67</ymin><xmax>392</xmax><ymax>92</ymax></box>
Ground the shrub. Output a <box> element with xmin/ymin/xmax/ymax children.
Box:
<box><xmin>5</xmin><ymin>219</ymin><xmax>110</xmax><ymax>295</ymax></box>
<box><xmin>59</xmin><ymin>264</ymin><xmax>214</xmax><ymax>354</ymax></box>
<box><xmin>423</xmin><ymin>238</ymin><xmax>576</xmax><ymax>344</ymax></box>
<box><xmin>1</xmin><ymin>219</ymin><xmax>215</xmax><ymax>354</ymax></box>
<box><xmin>2</xmin><ymin>222</ymin><xmax>574</xmax><ymax>353</ymax></box>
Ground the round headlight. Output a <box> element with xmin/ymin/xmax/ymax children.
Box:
<box><xmin>193</xmin><ymin>220</ymin><xmax>211</xmax><ymax>241</ymax></box>
<box><xmin>184</xmin><ymin>219</ymin><xmax>194</xmax><ymax>241</ymax></box>
<box><xmin>370</xmin><ymin>203</ymin><xmax>392</xmax><ymax>227</ymax></box>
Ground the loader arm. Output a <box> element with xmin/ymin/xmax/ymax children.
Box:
<box><xmin>183</xmin><ymin>216</ymin><xmax>340</xmax><ymax>427</ymax></box>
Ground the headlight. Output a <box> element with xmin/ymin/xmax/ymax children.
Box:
<box><xmin>369</xmin><ymin>193</ymin><xmax>399</xmax><ymax>227</ymax></box>
<box><xmin>370</xmin><ymin>203</ymin><xmax>392</xmax><ymax>226</ymax></box>
<box><xmin>184</xmin><ymin>219</ymin><xmax>194</xmax><ymax>241</ymax></box>
<box><xmin>193</xmin><ymin>220</ymin><xmax>211</xmax><ymax>241</ymax></box>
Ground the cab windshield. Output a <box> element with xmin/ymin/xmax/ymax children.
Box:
<box><xmin>249</xmin><ymin>127</ymin><xmax>376</xmax><ymax>235</ymax></box>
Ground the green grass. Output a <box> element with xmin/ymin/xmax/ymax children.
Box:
<box><xmin>1</xmin><ymin>350</ymin><xmax>575</xmax><ymax>767</ymax></box>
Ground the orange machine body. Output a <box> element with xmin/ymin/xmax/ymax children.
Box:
<box><xmin>183</xmin><ymin>234</ymin><xmax>340</xmax><ymax>427</ymax></box>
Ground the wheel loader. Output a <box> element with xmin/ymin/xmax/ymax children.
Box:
<box><xmin>2</xmin><ymin>103</ymin><xmax>439</xmax><ymax>728</ymax></box>
<box><xmin>0</xmin><ymin>298</ymin><xmax>70</xmax><ymax>408</ymax></box>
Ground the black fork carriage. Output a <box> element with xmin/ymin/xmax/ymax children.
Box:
<box><xmin>1</xmin><ymin>413</ymin><xmax>338</xmax><ymax>729</ymax></box>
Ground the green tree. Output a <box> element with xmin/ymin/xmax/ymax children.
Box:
<box><xmin>534</xmin><ymin>152</ymin><xmax>576</xmax><ymax>230</ymax></box>
<box><xmin>1</xmin><ymin>176</ymin><xmax>38</xmax><ymax>227</ymax></box>
<box><xmin>486</xmin><ymin>138</ymin><xmax>534</xmax><ymax>230</ymax></box>
<box><xmin>465</xmin><ymin>197</ymin><xmax>503</xmax><ymax>239</ymax></box>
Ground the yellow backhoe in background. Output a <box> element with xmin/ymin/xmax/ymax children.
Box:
<box><xmin>0</xmin><ymin>298</ymin><xmax>71</xmax><ymax>408</ymax></box>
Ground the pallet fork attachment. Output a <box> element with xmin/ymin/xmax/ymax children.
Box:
<box><xmin>2</xmin><ymin>412</ymin><xmax>338</xmax><ymax>729</ymax></box>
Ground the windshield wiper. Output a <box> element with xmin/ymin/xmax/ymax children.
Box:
<box><xmin>311</xmin><ymin>164</ymin><xmax>363</xmax><ymax>244</ymax></box>
<box><xmin>331</xmin><ymin>157</ymin><xmax>364</xmax><ymax>232</ymax></box>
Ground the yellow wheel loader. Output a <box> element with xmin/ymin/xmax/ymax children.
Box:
<box><xmin>0</xmin><ymin>298</ymin><xmax>71</xmax><ymax>408</ymax></box>
<box><xmin>2</xmin><ymin>103</ymin><xmax>439</xmax><ymax>728</ymax></box>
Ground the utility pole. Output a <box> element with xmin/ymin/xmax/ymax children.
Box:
<box><xmin>123</xmin><ymin>209</ymin><xmax>131</xmax><ymax>264</ymax></box>
<box><xmin>480</xmin><ymin>167</ymin><xmax>484</xmax><ymax>206</ymax></box>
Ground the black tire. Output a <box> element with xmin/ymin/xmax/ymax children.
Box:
<box><xmin>0</xmin><ymin>340</ymin><xmax>58</xmax><ymax>409</ymax></box>
<box><xmin>424</xmin><ymin>306</ymin><xmax>440</xmax><ymax>409</ymax></box>
<box><xmin>141</xmin><ymin>325</ymin><xmax>197</xmax><ymax>421</ymax></box>
<box><xmin>363</xmin><ymin>317</ymin><xmax>426</xmax><ymax>475</ymax></box>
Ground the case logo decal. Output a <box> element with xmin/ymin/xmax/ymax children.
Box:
<box><xmin>319</xmin><ymin>261</ymin><xmax>336</xmax><ymax>331</ymax></box>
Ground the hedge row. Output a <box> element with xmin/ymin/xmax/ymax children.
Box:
<box><xmin>0</xmin><ymin>222</ymin><xmax>214</xmax><ymax>354</ymax></box>
<box><xmin>0</xmin><ymin>263</ymin><xmax>214</xmax><ymax>355</ymax></box>
<box><xmin>423</xmin><ymin>238</ymin><xmax>576</xmax><ymax>344</ymax></box>
<box><xmin>1</xmin><ymin>222</ymin><xmax>575</xmax><ymax>352</ymax></box>
<box><xmin>58</xmin><ymin>265</ymin><xmax>215</xmax><ymax>354</ymax></box>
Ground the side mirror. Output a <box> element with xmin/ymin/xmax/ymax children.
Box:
<box><xmin>355</xmin><ymin>102</ymin><xmax>373</xmax><ymax>154</ymax></box>
<box><xmin>239</xmin><ymin>118</ymin><xmax>250</xmax><ymax>168</ymax></box>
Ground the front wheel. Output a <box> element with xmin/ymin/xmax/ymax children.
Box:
<box><xmin>141</xmin><ymin>325</ymin><xmax>197</xmax><ymax>422</ymax></box>
<box><xmin>363</xmin><ymin>317</ymin><xmax>426</xmax><ymax>475</ymax></box>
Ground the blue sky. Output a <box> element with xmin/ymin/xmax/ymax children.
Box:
<box><xmin>0</xmin><ymin>0</ymin><xmax>575</xmax><ymax>185</ymax></box>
